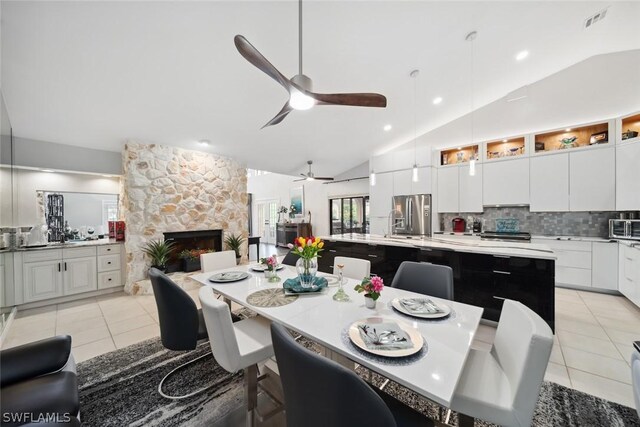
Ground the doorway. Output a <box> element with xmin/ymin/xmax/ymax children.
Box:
<box><xmin>256</xmin><ymin>200</ymin><xmax>278</xmax><ymax>245</ymax></box>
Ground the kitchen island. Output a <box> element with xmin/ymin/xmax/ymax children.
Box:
<box><xmin>319</xmin><ymin>234</ymin><xmax>556</xmax><ymax>330</ymax></box>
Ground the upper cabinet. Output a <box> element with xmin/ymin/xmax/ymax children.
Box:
<box><xmin>533</xmin><ymin>120</ymin><xmax>612</xmax><ymax>154</ymax></box>
<box><xmin>569</xmin><ymin>147</ymin><xmax>616</xmax><ymax>211</ymax></box>
<box><xmin>436</xmin><ymin>167</ymin><xmax>460</xmax><ymax>213</ymax></box>
<box><xmin>436</xmin><ymin>164</ymin><xmax>482</xmax><ymax>213</ymax></box>
<box><xmin>485</xmin><ymin>137</ymin><xmax>526</xmax><ymax>161</ymax></box>
<box><xmin>483</xmin><ymin>157</ymin><xmax>530</xmax><ymax>206</ymax></box>
<box><xmin>530</xmin><ymin>152</ymin><xmax>570</xmax><ymax>212</ymax></box>
<box><xmin>440</xmin><ymin>145</ymin><xmax>479</xmax><ymax>166</ymax></box>
<box><xmin>369</xmin><ymin>172</ymin><xmax>393</xmax><ymax>217</ymax></box>
<box><xmin>616</xmin><ymin>141</ymin><xmax>640</xmax><ymax>211</ymax></box>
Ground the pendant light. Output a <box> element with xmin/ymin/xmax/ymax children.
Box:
<box><xmin>410</xmin><ymin>69</ymin><xmax>420</xmax><ymax>182</ymax></box>
<box><xmin>370</xmin><ymin>168</ymin><xmax>376</xmax><ymax>186</ymax></box>
<box><xmin>466</xmin><ymin>31</ymin><xmax>477</xmax><ymax>177</ymax></box>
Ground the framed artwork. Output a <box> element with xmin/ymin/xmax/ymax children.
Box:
<box><xmin>289</xmin><ymin>186</ymin><xmax>304</xmax><ymax>216</ymax></box>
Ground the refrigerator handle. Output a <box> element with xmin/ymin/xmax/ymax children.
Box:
<box><xmin>407</xmin><ymin>197</ymin><xmax>413</xmax><ymax>231</ymax></box>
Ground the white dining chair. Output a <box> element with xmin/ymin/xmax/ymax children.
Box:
<box><xmin>199</xmin><ymin>287</ymin><xmax>277</xmax><ymax>426</ymax></box>
<box><xmin>449</xmin><ymin>299</ymin><xmax>553</xmax><ymax>427</ymax></box>
<box><xmin>632</xmin><ymin>341</ymin><xmax>640</xmax><ymax>417</ymax></box>
<box><xmin>200</xmin><ymin>250</ymin><xmax>237</xmax><ymax>272</ymax></box>
<box><xmin>333</xmin><ymin>256</ymin><xmax>370</xmax><ymax>281</ymax></box>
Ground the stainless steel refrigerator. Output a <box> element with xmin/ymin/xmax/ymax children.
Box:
<box><xmin>391</xmin><ymin>194</ymin><xmax>432</xmax><ymax>236</ymax></box>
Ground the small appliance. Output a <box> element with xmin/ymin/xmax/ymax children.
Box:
<box><xmin>472</xmin><ymin>219</ymin><xmax>482</xmax><ymax>233</ymax></box>
<box><xmin>610</xmin><ymin>219</ymin><xmax>640</xmax><ymax>241</ymax></box>
<box><xmin>452</xmin><ymin>217</ymin><xmax>466</xmax><ymax>233</ymax></box>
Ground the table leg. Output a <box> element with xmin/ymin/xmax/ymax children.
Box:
<box><xmin>256</xmin><ymin>243</ymin><xmax>259</xmax><ymax>261</ymax></box>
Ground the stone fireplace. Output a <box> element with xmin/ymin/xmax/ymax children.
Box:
<box><xmin>163</xmin><ymin>229</ymin><xmax>223</xmax><ymax>272</ymax></box>
<box><xmin>121</xmin><ymin>142</ymin><xmax>248</xmax><ymax>293</ymax></box>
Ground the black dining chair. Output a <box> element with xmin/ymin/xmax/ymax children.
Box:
<box><xmin>270</xmin><ymin>322</ymin><xmax>433</xmax><ymax>427</ymax></box>
<box><xmin>149</xmin><ymin>268</ymin><xmax>236</xmax><ymax>399</ymax></box>
<box><xmin>281</xmin><ymin>250</ymin><xmax>298</xmax><ymax>266</ymax></box>
<box><xmin>391</xmin><ymin>261</ymin><xmax>454</xmax><ymax>300</ymax></box>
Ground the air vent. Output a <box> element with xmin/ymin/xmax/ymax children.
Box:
<box><xmin>584</xmin><ymin>8</ymin><xmax>608</xmax><ymax>29</ymax></box>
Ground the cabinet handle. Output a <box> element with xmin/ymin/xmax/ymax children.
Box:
<box><xmin>64</xmin><ymin>262</ymin><xmax>67</xmax><ymax>271</ymax></box>
<box><xmin>493</xmin><ymin>296</ymin><xmax>506</xmax><ymax>301</ymax></box>
<box><xmin>107</xmin><ymin>248</ymin><xmax>111</xmax><ymax>251</ymax></box>
<box><xmin>368</xmin><ymin>243</ymin><xmax>377</xmax><ymax>247</ymax></box>
<box><xmin>329</xmin><ymin>250</ymin><xmax>337</xmax><ymax>253</ymax></box>
<box><xmin>107</xmin><ymin>261</ymin><xmax>112</xmax><ymax>265</ymax></box>
<box><xmin>108</xmin><ymin>278</ymin><xmax>112</xmax><ymax>281</ymax></box>
<box><xmin>58</xmin><ymin>263</ymin><xmax>61</xmax><ymax>272</ymax></box>
<box><xmin>368</xmin><ymin>254</ymin><xmax>378</xmax><ymax>258</ymax></box>
<box><xmin>493</xmin><ymin>270</ymin><xmax>511</xmax><ymax>275</ymax></box>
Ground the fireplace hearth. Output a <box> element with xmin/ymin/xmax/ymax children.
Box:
<box><xmin>163</xmin><ymin>229</ymin><xmax>223</xmax><ymax>273</ymax></box>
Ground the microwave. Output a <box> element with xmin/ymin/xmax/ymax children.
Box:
<box><xmin>609</xmin><ymin>219</ymin><xmax>640</xmax><ymax>240</ymax></box>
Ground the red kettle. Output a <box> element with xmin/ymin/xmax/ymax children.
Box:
<box><xmin>452</xmin><ymin>217</ymin><xmax>466</xmax><ymax>233</ymax></box>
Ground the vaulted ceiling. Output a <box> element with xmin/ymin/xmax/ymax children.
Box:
<box><xmin>2</xmin><ymin>1</ymin><xmax>639</xmax><ymax>176</ymax></box>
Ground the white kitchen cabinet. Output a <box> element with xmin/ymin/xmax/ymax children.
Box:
<box><xmin>411</xmin><ymin>167</ymin><xmax>433</xmax><ymax>195</ymax></box>
<box><xmin>23</xmin><ymin>259</ymin><xmax>64</xmax><ymax>302</ymax></box>
<box><xmin>458</xmin><ymin>163</ymin><xmax>483</xmax><ymax>213</ymax></box>
<box><xmin>616</xmin><ymin>142</ymin><xmax>640</xmax><ymax>211</ymax></box>
<box><xmin>393</xmin><ymin>149</ymin><xmax>415</xmax><ymax>171</ymax></box>
<box><xmin>619</xmin><ymin>243</ymin><xmax>640</xmax><ymax>308</ymax></box>
<box><xmin>63</xmin><ymin>256</ymin><xmax>98</xmax><ymax>295</ymax></box>
<box><xmin>569</xmin><ymin>147</ymin><xmax>615</xmax><ymax>211</ymax></box>
<box><xmin>369</xmin><ymin>172</ymin><xmax>393</xmax><ymax>217</ymax></box>
<box><xmin>591</xmin><ymin>241</ymin><xmax>618</xmax><ymax>291</ymax></box>
<box><xmin>483</xmin><ymin>158</ymin><xmax>530</xmax><ymax>206</ymax></box>
<box><xmin>436</xmin><ymin>166</ymin><xmax>459</xmax><ymax>213</ymax></box>
<box><xmin>392</xmin><ymin>169</ymin><xmax>413</xmax><ymax>196</ymax></box>
<box><xmin>530</xmin><ymin>153</ymin><xmax>569</xmax><ymax>212</ymax></box>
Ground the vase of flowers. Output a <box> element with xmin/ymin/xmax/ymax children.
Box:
<box><xmin>354</xmin><ymin>276</ymin><xmax>384</xmax><ymax>309</ymax></box>
<box><xmin>288</xmin><ymin>236</ymin><xmax>324</xmax><ymax>288</ymax></box>
<box><xmin>178</xmin><ymin>248</ymin><xmax>214</xmax><ymax>272</ymax></box>
<box><xmin>260</xmin><ymin>255</ymin><xmax>280</xmax><ymax>282</ymax></box>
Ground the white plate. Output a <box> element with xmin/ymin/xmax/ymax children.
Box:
<box><xmin>348</xmin><ymin>317</ymin><xmax>423</xmax><ymax>358</ymax></box>
<box><xmin>208</xmin><ymin>271</ymin><xmax>250</xmax><ymax>283</ymax></box>
<box><xmin>249</xmin><ymin>264</ymin><xmax>285</xmax><ymax>272</ymax></box>
<box><xmin>391</xmin><ymin>298</ymin><xmax>451</xmax><ymax>319</ymax></box>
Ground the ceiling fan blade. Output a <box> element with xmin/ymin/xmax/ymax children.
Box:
<box><xmin>234</xmin><ymin>35</ymin><xmax>292</xmax><ymax>93</ymax></box>
<box><xmin>300</xmin><ymin>173</ymin><xmax>308</xmax><ymax>178</ymax></box>
<box><xmin>261</xmin><ymin>102</ymin><xmax>294</xmax><ymax>129</ymax></box>
<box><xmin>293</xmin><ymin>178</ymin><xmax>306</xmax><ymax>182</ymax></box>
<box><xmin>315</xmin><ymin>177</ymin><xmax>334</xmax><ymax>181</ymax></box>
<box><xmin>311</xmin><ymin>92</ymin><xmax>387</xmax><ymax>108</ymax></box>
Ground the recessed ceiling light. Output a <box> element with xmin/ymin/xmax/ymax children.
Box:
<box><xmin>457</xmin><ymin>147</ymin><xmax>462</xmax><ymax>151</ymax></box>
<box><xmin>515</xmin><ymin>50</ymin><xmax>529</xmax><ymax>61</ymax></box>
<box><xmin>565</xmin><ymin>128</ymin><xmax>572</xmax><ymax>132</ymax></box>
<box><xmin>503</xmin><ymin>139</ymin><xmax>508</xmax><ymax>143</ymax></box>
<box><xmin>41</xmin><ymin>169</ymin><xmax>54</xmax><ymax>173</ymax></box>
<box><xmin>383</xmin><ymin>124</ymin><xmax>392</xmax><ymax>131</ymax></box>
<box><xmin>198</xmin><ymin>139</ymin><xmax>210</xmax><ymax>146</ymax></box>
<box><xmin>432</xmin><ymin>97</ymin><xmax>443</xmax><ymax>105</ymax></box>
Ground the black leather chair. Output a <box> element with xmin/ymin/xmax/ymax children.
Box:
<box><xmin>0</xmin><ymin>335</ymin><xmax>80</xmax><ymax>427</ymax></box>
<box><xmin>391</xmin><ymin>261</ymin><xmax>454</xmax><ymax>300</ymax></box>
<box><xmin>149</xmin><ymin>267</ymin><xmax>236</xmax><ymax>400</ymax></box>
<box><xmin>270</xmin><ymin>323</ymin><xmax>432</xmax><ymax>427</ymax></box>
<box><xmin>281</xmin><ymin>250</ymin><xmax>298</xmax><ymax>266</ymax></box>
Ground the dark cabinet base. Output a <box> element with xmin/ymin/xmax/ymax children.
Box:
<box><xmin>321</xmin><ymin>239</ymin><xmax>555</xmax><ymax>331</ymax></box>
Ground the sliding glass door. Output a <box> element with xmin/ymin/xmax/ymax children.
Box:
<box><xmin>329</xmin><ymin>196</ymin><xmax>369</xmax><ymax>235</ymax></box>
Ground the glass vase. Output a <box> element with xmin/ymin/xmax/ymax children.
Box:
<box><xmin>264</xmin><ymin>269</ymin><xmax>280</xmax><ymax>283</ymax></box>
<box><xmin>296</xmin><ymin>257</ymin><xmax>318</xmax><ymax>288</ymax></box>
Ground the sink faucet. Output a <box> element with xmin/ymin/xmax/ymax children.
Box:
<box><xmin>384</xmin><ymin>209</ymin><xmax>404</xmax><ymax>238</ymax></box>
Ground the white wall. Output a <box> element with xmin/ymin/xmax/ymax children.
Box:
<box><xmin>3</xmin><ymin>169</ymin><xmax>120</xmax><ymax>227</ymax></box>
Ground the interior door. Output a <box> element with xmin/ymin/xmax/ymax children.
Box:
<box><xmin>256</xmin><ymin>200</ymin><xmax>278</xmax><ymax>245</ymax></box>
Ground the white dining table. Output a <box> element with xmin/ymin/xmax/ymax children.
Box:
<box><xmin>190</xmin><ymin>264</ymin><xmax>483</xmax><ymax>408</ymax></box>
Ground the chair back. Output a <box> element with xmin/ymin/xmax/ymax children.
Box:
<box><xmin>199</xmin><ymin>287</ymin><xmax>242</xmax><ymax>373</ymax></box>
<box><xmin>200</xmin><ymin>250</ymin><xmax>237</xmax><ymax>272</ymax></box>
<box><xmin>270</xmin><ymin>322</ymin><xmax>397</xmax><ymax>427</ymax></box>
<box><xmin>632</xmin><ymin>342</ymin><xmax>640</xmax><ymax>416</ymax></box>
<box><xmin>281</xmin><ymin>250</ymin><xmax>298</xmax><ymax>266</ymax></box>
<box><xmin>492</xmin><ymin>300</ymin><xmax>553</xmax><ymax>426</ymax></box>
<box><xmin>149</xmin><ymin>268</ymin><xmax>200</xmax><ymax>351</ymax></box>
<box><xmin>390</xmin><ymin>261</ymin><xmax>454</xmax><ymax>300</ymax></box>
<box><xmin>333</xmin><ymin>256</ymin><xmax>371</xmax><ymax>281</ymax></box>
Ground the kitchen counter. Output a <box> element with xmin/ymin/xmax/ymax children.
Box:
<box><xmin>7</xmin><ymin>239</ymin><xmax>123</xmax><ymax>252</ymax></box>
<box><xmin>434</xmin><ymin>232</ymin><xmax>614</xmax><ymax>243</ymax></box>
<box><xmin>325</xmin><ymin>234</ymin><xmax>556</xmax><ymax>260</ymax></box>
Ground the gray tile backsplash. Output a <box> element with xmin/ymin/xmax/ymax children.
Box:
<box><xmin>440</xmin><ymin>207</ymin><xmax>620</xmax><ymax>237</ymax></box>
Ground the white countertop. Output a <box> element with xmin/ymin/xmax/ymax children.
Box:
<box><xmin>324</xmin><ymin>234</ymin><xmax>556</xmax><ymax>260</ymax></box>
<box><xmin>191</xmin><ymin>264</ymin><xmax>483</xmax><ymax>407</ymax></box>
<box><xmin>10</xmin><ymin>238</ymin><xmax>123</xmax><ymax>252</ymax></box>
<box><xmin>435</xmin><ymin>232</ymin><xmax>614</xmax><ymax>243</ymax></box>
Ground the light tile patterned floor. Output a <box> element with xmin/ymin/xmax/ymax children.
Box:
<box><xmin>3</xmin><ymin>287</ymin><xmax>639</xmax><ymax>408</ymax></box>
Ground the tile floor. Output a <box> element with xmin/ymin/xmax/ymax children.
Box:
<box><xmin>2</xmin><ymin>286</ymin><xmax>639</xmax><ymax>408</ymax></box>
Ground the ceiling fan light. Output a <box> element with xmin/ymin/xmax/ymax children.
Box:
<box><xmin>306</xmin><ymin>176</ymin><xmax>314</xmax><ymax>181</ymax></box>
<box><xmin>289</xmin><ymin>90</ymin><xmax>315</xmax><ymax>110</ymax></box>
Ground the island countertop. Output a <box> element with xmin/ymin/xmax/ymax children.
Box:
<box><xmin>323</xmin><ymin>234</ymin><xmax>556</xmax><ymax>260</ymax></box>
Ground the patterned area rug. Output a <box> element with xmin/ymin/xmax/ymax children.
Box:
<box><xmin>78</xmin><ymin>335</ymin><xmax>640</xmax><ymax>427</ymax></box>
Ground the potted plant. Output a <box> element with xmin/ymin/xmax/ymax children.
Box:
<box><xmin>224</xmin><ymin>233</ymin><xmax>246</xmax><ymax>263</ymax></box>
<box><xmin>141</xmin><ymin>239</ymin><xmax>176</xmax><ymax>273</ymax></box>
<box><xmin>179</xmin><ymin>248</ymin><xmax>214</xmax><ymax>272</ymax></box>
<box><xmin>259</xmin><ymin>255</ymin><xmax>280</xmax><ymax>282</ymax></box>
<box><xmin>354</xmin><ymin>276</ymin><xmax>384</xmax><ymax>309</ymax></box>
<box><xmin>288</xmin><ymin>236</ymin><xmax>324</xmax><ymax>288</ymax></box>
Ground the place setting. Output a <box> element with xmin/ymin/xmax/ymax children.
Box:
<box><xmin>208</xmin><ymin>270</ymin><xmax>251</xmax><ymax>283</ymax></box>
<box><xmin>389</xmin><ymin>296</ymin><xmax>455</xmax><ymax>323</ymax></box>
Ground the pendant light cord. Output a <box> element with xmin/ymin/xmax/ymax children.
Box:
<box><xmin>298</xmin><ymin>0</ymin><xmax>303</xmax><ymax>75</ymax></box>
<box><xmin>414</xmin><ymin>71</ymin><xmax>417</xmax><ymax>165</ymax></box>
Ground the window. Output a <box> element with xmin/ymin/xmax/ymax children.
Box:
<box><xmin>329</xmin><ymin>196</ymin><xmax>369</xmax><ymax>235</ymax></box>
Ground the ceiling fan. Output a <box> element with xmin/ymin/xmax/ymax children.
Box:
<box><xmin>234</xmin><ymin>0</ymin><xmax>387</xmax><ymax>128</ymax></box>
<box><xmin>294</xmin><ymin>161</ymin><xmax>334</xmax><ymax>182</ymax></box>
